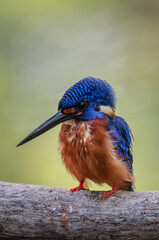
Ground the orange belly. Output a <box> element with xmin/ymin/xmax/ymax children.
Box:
<box><xmin>59</xmin><ymin>119</ymin><xmax>134</xmax><ymax>189</ymax></box>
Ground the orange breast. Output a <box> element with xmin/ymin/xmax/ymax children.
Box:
<box><xmin>59</xmin><ymin>119</ymin><xmax>134</xmax><ymax>189</ymax></box>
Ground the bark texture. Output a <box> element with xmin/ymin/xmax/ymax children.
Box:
<box><xmin>0</xmin><ymin>181</ymin><xmax>158</xmax><ymax>240</ymax></box>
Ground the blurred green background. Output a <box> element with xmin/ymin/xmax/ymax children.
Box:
<box><xmin>0</xmin><ymin>0</ymin><xmax>159</xmax><ymax>191</ymax></box>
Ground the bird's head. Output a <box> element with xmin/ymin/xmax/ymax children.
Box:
<box><xmin>17</xmin><ymin>77</ymin><xmax>116</xmax><ymax>147</ymax></box>
<box><xmin>58</xmin><ymin>77</ymin><xmax>116</xmax><ymax>121</ymax></box>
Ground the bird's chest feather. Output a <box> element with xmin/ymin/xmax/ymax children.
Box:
<box><xmin>59</xmin><ymin>118</ymin><xmax>110</xmax><ymax>182</ymax></box>
<box><xmin>59</xmin><ymin>119</ymin><xmax>106</xmax><ymax>159</ymax></box>
<box><xmin>59</xmin><ymin>118</ymin><xmax>133</xmax><ymax>186</ymax></box>
<box><xmin>60</xmin><ymin>119</ymin><xmax>93</xmax><ymax>150</ymax></box>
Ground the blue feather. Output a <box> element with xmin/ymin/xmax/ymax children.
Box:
<box><xmin>58</xmin><ymin>77</ymin><xmax>116</xmax><ymax>110</ymax></box>
<box><xmin>108</xmin><ymin>116</ymin><xmax>133</xmax><ymax>172</ymax></box>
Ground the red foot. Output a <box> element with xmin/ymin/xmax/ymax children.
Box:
<box><xmin>101</xmin><ymin>185</ymin><xmax>118</xmax><ymax>199</ymax></box>
<box><xmin>70</xmin><ymin>180</ymin><xmax>89</xmax><ymax>192</ymax></box>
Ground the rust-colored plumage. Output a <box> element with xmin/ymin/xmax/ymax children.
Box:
<box><xmin>59</xmin><ymin>118</ymin><xmax>134</xmax><ymax>191</ymax></box>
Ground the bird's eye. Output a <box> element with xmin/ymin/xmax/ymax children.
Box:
<box><xmin>77</xmin><ymin>100</ymin><xmax>89</xmax><ymax>110</ymax></box>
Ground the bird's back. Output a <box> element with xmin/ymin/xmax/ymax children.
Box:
<box><xmin>108</xmin><ymin>116</ymin><xmax>134</xmax><ymax>190</ymax></box>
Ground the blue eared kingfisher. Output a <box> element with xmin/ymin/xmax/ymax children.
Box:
<box><xmin>17</xmin><ymin>77</ymin><xmax>134</xmax><ymax>198</ymax></box>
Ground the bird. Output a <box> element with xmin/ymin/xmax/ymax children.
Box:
<box><xmin>17</xmin><ymin>77</ymin><xmax>134</xmax><ymax>198</ymax></box>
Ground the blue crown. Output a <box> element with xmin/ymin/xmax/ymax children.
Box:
<box><xmin>58</xmin><ymin>77</ymin><xmax>116</xmax><ymax>110</ymax></box>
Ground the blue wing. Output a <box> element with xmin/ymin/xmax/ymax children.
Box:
<box><xmin>108</xmin><ymin>116</ymin><xmax>133</xmax><ymax>173</ymax></box>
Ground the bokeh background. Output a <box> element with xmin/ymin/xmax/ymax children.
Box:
<box><xmin>1</xmin><ymin>0</ymin><xmax>159</xmax><ymax>191</ymax></box>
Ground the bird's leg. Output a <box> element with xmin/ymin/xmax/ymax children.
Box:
<box><xmin>101</xmin><ymin>184</ymin><xmax>118</xmax><ymax>199</ymax></box>
<box><xmin>70</xmin><ymin>179</ymin><xmax>89</xmax><ymax>192</ymax></box>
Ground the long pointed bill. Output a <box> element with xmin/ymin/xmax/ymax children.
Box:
<box><xmin>16</xmin><ymin>110</ymin><xmax>76</xmax><ymax>147</ymax></box>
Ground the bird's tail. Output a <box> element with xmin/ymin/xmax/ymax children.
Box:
<box><xmin>119</xmin><ymin>181</ymin><xmax>135</xmax><ymax>191</ymax></box>
<box><xmin>128</xmin><ymin>182</ymin><xmax>135</xmax><ymax>191</ymax></box>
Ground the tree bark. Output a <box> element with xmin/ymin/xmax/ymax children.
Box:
<box><xmin>0</xmin><ymin>181</ymin><xmax>158</xmax><ymax>240</ymax></box>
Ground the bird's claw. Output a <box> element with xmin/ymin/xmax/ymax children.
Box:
<box><xmin>70</xmin><ymin>179</ymin><xmax>89</xmax><ymax>192</ymax></box>
<box><xmin>70</xmin><ymin>186</ymin><xmax>89</xmax><ymax>192</ymax></box>
<box><xmin>101</xmin><ymin>185</ymin><xmax>118</xmax><ymax>199</ymax></box>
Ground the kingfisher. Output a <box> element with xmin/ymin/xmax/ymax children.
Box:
<box><xmin>17</xmin><ymin>77</ymin><xmax>134</xmax><ymax>198</ymax></box>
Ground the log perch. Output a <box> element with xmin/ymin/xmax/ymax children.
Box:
<box><xmin>0</xmin><ymin>182</ymin><xmax>158</xmax><ymax>240</ymax></box>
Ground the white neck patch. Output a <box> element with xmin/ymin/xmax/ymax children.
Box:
<box><xmin>99</xmin><ymin>105</ymin><xmax>115</xmax><ymax>116</ymax></box>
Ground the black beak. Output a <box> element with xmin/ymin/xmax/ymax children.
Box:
<box><xmin>16</xmin><ymin>109</ymin><xmax>75</xmax><ymax>147</ymax></box>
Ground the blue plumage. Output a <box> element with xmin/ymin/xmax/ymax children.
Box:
<box><xmin>59</xmin><ymin>77</ymin><xmax>116</xmax><ymax>110</ymax></box>
<box><xmin>108</xmin><ymin>116</ymin><xmax>133</xmax><ymax>173</ymax></box>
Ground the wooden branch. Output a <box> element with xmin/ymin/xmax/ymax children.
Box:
<box><xmin>0</xmin><ymin>182</ymin><xmax>158</xmax><ymax>240</ymax></box>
